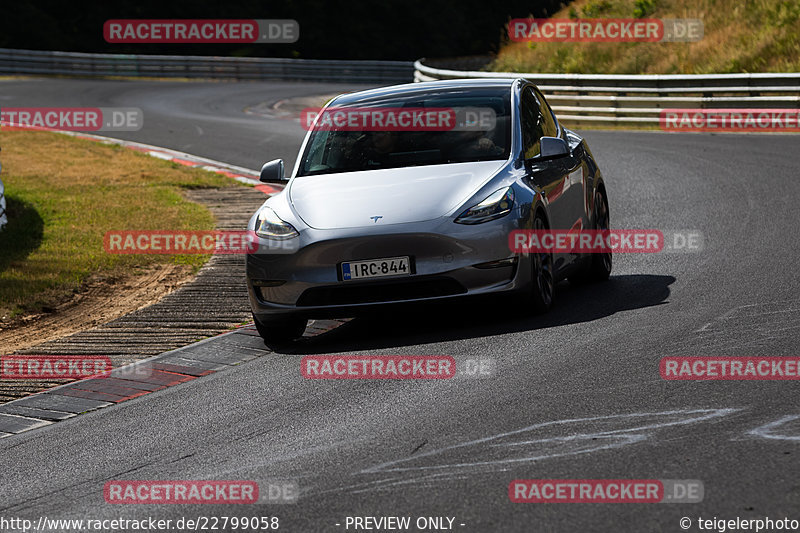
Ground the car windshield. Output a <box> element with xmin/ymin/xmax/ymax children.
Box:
<box><xmin>297</xmin><ymin>87</ymin><xmax>512</xmax><ymax>176</ymax></box>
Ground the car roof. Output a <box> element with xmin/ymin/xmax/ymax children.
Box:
<box><xmin>331</xmin><ymin>78</ymin><xmax>525</xmax><ymax>106</ymax></box>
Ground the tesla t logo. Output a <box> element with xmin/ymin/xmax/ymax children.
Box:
<box><xmin>370</xmin><ymin>216</ymin><xmax>383</xmax><ymax>223</ymax></box>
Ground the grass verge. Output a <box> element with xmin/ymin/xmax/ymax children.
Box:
<box><xmin>491</xmin><ymin>0</ymin><xmax>800</xmax><ymax>74</ymax></box>
<box><xmin>0</xmin><ymin>130</ymin><xmax>236</xmax><ymax>320</ymax></box>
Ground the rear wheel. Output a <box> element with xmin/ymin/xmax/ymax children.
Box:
<box><xmin>530</xmin><ymin>214</ymin><xmax>555</xmax><ymax>314</ymax></box>
<box><xmin>252</xmin><ymin>313</ymin><xmax>307</xmax><ymax>344</ymax></box>
<box><xmin>570</xmin><ymin>189</ymin><xmax>612</xmax><ymax>284</ymax></box>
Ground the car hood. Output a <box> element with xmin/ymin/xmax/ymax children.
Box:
<box><xmin>288</xmin><ymin>161</ymin><xmax>506</xmax><ymax>230</ymax></box>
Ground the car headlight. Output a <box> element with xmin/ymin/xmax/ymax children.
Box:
<box><xmin>254</xmin><ymin>207</ymin><xmax>299</xmax><ymax>239</ymax></box>
<box><xmin>454</xmin><ymin>186</ymin><xmax>515</xmax><ymax>225</ymax></box>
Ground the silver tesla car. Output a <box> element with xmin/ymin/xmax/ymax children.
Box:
<box><xmin>246</xmin><ymin>78</ymin><xmax>611</xmax><ymax>342</ymax></box>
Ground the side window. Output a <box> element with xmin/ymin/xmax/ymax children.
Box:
<box><xmin>534</xmin><ymin>88</ymin><xmax>559</xmax><ymax>138</ymax></box>
<box><xmin>520</xmin><ymin>88</ymin><xmax>543</xmax><ymax>159</ymax></box>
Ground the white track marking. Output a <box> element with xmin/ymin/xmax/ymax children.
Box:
<box><xmin>747</xmin><ymin>415</ymin><xmax>800</xmax><ymax>441</ymax></box>
<box><xmin>360</xmin><ymin>408</ymin><xmax>740</xmax><ymax>474</ymax></box>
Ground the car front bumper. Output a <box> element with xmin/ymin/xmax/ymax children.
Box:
<box><xmin>246</xmin><ymin>217</ymin><xmax>530</xmax><ymax>319</ymax></box>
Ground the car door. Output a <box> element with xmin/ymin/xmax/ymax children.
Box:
<box><xmin>520</xmin><ymin>86</ymin><xmax>581</xmax><ymax>272</ymax></box>
<box><xmin>534</xmin><ymin>87</ymin><xmax>589</xmax><ymax>234</ymax></box>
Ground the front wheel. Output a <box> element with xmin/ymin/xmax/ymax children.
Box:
<box><xmin>530</xmin><ymin>214</ymin><xmax>555</xmax><ymax>314</ymax></box>
<box><xmin>252</xmin><ymin>313</ymin><xmax>307</xmax><ymax>344</ymax></box>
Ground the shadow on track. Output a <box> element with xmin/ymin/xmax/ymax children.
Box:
<box><xmin>277</xmin><ymin>274</ymin><xmax>675</xmax><ymax>354</ymax></box>
<box><xmin>0</xmin><ymin>196</ymin><xmax>44</xmax><ymax>274</ymax></box>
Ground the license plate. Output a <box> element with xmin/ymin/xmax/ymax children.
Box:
<box><xmin>341</xmin><ymin>256</ymin><xmax>411</xmax><ymax>281</ymax></box>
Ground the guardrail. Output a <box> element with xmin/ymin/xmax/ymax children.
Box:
<box><xmin>0</xmin><ymin>48</ymin><xmax>415</xmax><ymax>83</ymax></box>
<box><xmin>414</xmin><ymin>60</ymin><xmax>800</xmax><ymax>125</ymax></box>
<box><xmin>3</xmin><ymin>48</ymin><xmax>798</xmax><ymax>123</ymax></box>
<box><xmin>0</xmin><ymin>158</ymin><xmax>6</xmax><ymax>231</ymax></box>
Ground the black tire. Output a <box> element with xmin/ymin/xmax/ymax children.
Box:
<box><xmin>530</xmin><ymin>213</ymin><xmax>555</xmax><ymax>314</ymax></box>
<box><xmin>252</xmin><ymin>313</ymin><xmax>307</xmax><ymax>344</ymax></box>
<box><xmin>569</xmin><ymin>189</ymin><xmax>612</xmax><ymax>284</ymax></box>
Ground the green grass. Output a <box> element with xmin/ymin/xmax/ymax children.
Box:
<box><xmin>0</xmin><ymin>130</ymin><xmax>236</xmax><ymax>319</ymax></box>
<box><xmin>492</xmin><ymin>0</ymin><xmax>800</xmax><ymax>74</ymax></box>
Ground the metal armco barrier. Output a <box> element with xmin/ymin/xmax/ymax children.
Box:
<box><xmin>2</xmin><ymin>48</ymin><xmax>798</xmax><ymax>124</ymax></box>
<box><xmin>0</xmin><ymin>48</ymin><xmax>414</xmax><ymax>83</ymax></box>
<box><xmin>414</xmin><ymin>59</ymin><xmax>800</xmax><ymax>125</ymax></box>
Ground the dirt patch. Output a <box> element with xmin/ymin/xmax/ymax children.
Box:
<box><xmin>0</xmin><ymin>263</ymin><xmax>194</xmax><ymax>353</ymax></box>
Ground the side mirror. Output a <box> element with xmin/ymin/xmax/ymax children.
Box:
<box><xmin>538</xmin><ymin>137</ymin><xmax>569</xmax><ymax>160</ymax></box>
<box><xmin>260</xmin><ymin>159</ymin><xmax>288</xmax><ymax>183</ymax></box>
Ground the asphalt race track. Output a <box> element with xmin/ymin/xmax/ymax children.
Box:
<box><xmin>0</xmin><ymin>78</ymin><xmax>368</xmax><ymax>170</ymax></box>
<box><xmin>1</xmin><ymin>78</ymin><xmax>799</xmax><ymax>532</ymax></box>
